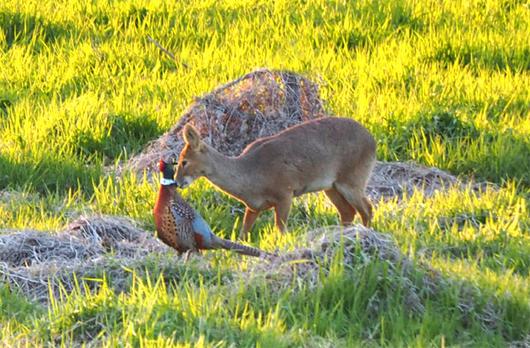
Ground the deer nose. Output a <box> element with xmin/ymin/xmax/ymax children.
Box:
<box><xmin>177</xmin><ymin>177</ymin><xmax>192</xmax><ymax>188</ymax></box>
<box><xmin>174</xmin><ymin>176</ymin><xmax>185</xmax><ymax>188</ymax></box>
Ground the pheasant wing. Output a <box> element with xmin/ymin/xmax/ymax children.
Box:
<box><xmin>169</xmin><ymin>202</ymin><xmax>198</xmax><ymax>251</ymax></box>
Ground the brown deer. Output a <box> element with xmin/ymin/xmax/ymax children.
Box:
<box><xmin>175</xmin><ymin>117</ymin><xmax>376</xmax><ymax>240</ymax></box>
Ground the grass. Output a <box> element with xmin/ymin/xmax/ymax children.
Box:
<box><xmin>0</xmin><ymin>0</ymin><xmax>529</xmax><ymax>346</ymax></box>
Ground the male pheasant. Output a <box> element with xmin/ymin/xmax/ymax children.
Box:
<box><xmin>153</xmin><ymin>159</ymin><xmax>267</xmax><ymax>257</ymax></box>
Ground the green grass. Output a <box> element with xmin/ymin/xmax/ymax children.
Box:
<box><xmin>1</xmin><ymin>0</ymin><xmax>529</xmax><ymax>346</ymax></box>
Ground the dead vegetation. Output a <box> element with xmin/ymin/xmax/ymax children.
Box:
<box><xmin>0</xmin><ymin>215</ymin><xmax>168</xmax><ymax>302</ymax></box>
<box><xmin>367</xmin><ymin>161</ymin><xmax>491</xmax><ymax>202</ymax></box>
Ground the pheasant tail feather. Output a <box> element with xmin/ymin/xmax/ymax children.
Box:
<box><xmin>220</xmin><ymin>239</ymin><xmax>268</xmax><ymax>257</ymax></box>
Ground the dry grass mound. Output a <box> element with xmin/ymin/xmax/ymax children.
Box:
<box><xmin>368</xmin><ymin>161</ymin><xmax>459</xmax><ymax>201</ymax></box>
<box><xmin>0</xmin><ymin>215</ymin><xmax>169</xmax><ymax>302</ymax></box>
<box><xmin>244</xmin><ymin>226</ymin><xmax>500</xmax><ymax>330</ymax></box>
<box><xmin>245</xmin><ymin>226</ymin><xmax>433</xmax><ymax>314</ymax></box>
<box><xmin>128</xmin><ymin>68</ymin><xmax>326</xmax><ymax>172</ymax></box>
<box><xmin>367</xmin><ymin>161</ymin><xmax>489</xmax><ymax>202</ymax></box>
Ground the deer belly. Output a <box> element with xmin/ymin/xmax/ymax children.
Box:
<box><xmin>243</xmin><ymin>196</ymin><xmax>264</xmax><ymax>211</ymax></box>
<box><xmin>295</xmin><ymin>175</ymin><xmax>335</xmax><ymax>196</ymax></box>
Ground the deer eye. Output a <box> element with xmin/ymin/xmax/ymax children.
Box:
<box><xmin>181</xmin><ymin>160</ymin><xmax>188</xmax><ymax>167</ymax></box>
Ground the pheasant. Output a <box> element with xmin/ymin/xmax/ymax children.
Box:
<box><xmin>153</xmin><ymin>159</ymin><xmax>268</xmax><ymax>257</ymax></box>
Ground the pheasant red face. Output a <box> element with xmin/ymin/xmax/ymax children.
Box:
<box><xmin>158</xmin><ymin>159</ymin><xmax>166</xmax><ymax>172</ymax></box>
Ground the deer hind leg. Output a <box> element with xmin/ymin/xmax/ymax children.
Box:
<box><xmin>239</xmin><ymin>208</ymin><xmax>261</xmax><ymax>240</ymax></box>
<box><xmin>274</xmin><ymin>196</ymin><xmax>292</xmax><ymax>233</ymax></box>
<box><xmin>324</xmin><ymin>188</ymin><xmax>357</xmax><ymax>225</ymax></box>
<box><xmin>334</xmin><ymin>183</ymin><xmax>373</xmax><ymax>227</ymax></box>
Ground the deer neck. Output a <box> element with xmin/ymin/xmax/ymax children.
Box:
<box><xmin>206</xmin><ymin>148</ymin><xmax>252</xmax><ymax>200</ymax></box>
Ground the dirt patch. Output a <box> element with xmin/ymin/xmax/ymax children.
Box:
<box><xmin>128</xmin><ymin>68</ymin><xmax>326</xmax><ymax>172</ymax></box>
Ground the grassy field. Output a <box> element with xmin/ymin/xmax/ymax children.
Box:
<box><xmin>1</xmin><ymin>0</ymin><xmax>529</xmax><ymax>346</ymax></box>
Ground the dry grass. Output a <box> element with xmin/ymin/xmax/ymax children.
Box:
<box><xmin>368</xmin><ymin>161</ymin><xmax>492</xmax><ymax>202</ymax></box>
<box><xmin>0</xmin><ymin>215</ymin><xmax>168</xmax><ymax>302</ymax></box>
<box><xmin>243</xmin><ymin>225</ymin><xmax>502</xmax><ymax>331</ymax></box>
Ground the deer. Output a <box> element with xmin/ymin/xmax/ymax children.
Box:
<box><xmin>175</xmin><ymin>117</ymin><xmax>376</xmax><ymax>240</ymax></box>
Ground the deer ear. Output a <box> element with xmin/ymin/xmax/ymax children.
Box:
<box><xmin>183</xmin><ymin>124</ymin><xmax>201</xmax><ymax>149</ymax></box>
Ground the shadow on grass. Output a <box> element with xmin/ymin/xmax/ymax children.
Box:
<box><xmin>0</xmin><ymin>10</ymin><xmax>80</xmax><ymax>51</ymax></box>
<box><xmin>0</xmin><ymin>111</ymin><xmax>162</xmax><ymax>193</ymax></box>
<box><xmin>72</xmin><ymin>112</ymin><xmax>162</xmax><ymax>164</ymax></box>
<box><xmin>0</xmin><ymin>154</ymin><xmax>102</xmax><ymax>194</ymax></box>
<box><xmin>333</xmin><ymin>1</ymin><xmax>425</xmax><ymax>52</ymax></box>
<box><xmin>429</xmin><ymin>42</ymin><xmax>530</xmax><ymax>71</ymax></box>
<box><xmin>423</xmin><ymin>238</ymin><xmax>530</xmax><ymax>277</ymax></box>
<box><xmin>0</xmin><ymin>92</ymin><xmax>15</xmax><ymax>117</ymax></box>
<box><xmin>377</xmin><ymin>108</ymin><xmax>530</xmax><ymax>186</ymax></box>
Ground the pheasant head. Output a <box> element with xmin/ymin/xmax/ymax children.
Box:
<box><xmin>158</xmin><ymin>159</ymin><xmax>177</xmax><ymax>186</ymax></box>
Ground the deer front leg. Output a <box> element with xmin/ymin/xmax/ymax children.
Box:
<box><xmin>274</xmin><ymin>196</ymin><xmax>292</xmax><ymax>233</ymax></box>
<box><xmin>239</xmin><ymin>207</ymin><xmax>261</xmax><ymax>240</ymax></box>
